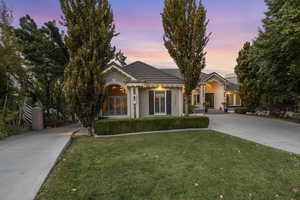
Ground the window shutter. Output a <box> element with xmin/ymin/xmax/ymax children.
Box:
<box><xmin>167</xmin><ymin>90</ymin><xmax>172</xmax><ymax>115</ymax></box>
<box><xmin>149</xmin><ymin>91</ymin><xmax>154</xmax><ymax>115</ymax></box>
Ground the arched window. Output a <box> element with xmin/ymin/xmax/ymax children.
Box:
<box><xmin>103</xmin><ymin>85</ymin><xmax>127</xmax><ymax>116</ymax></box>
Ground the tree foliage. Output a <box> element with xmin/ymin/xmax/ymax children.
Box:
<box><xmin>162</xmin><ymin>0</ymin><xmax>210</xmax><ymax>114</ymax></box>
<box><xmin>235</xmin><ymin>0</ymin><xmax>300</xmax><ymax>112</ymax></box>
<box><xmin>60</xmin><ymin>0</ymin><xmax>118</xmax><ymax>134</ymax></box>
<box><xmin>15</xmin><ymin>15</ymin><xmax>69</xmax><ymax>120</ymax></box>
<box><xmin>115</xmin><ymin>50</ymin><xmax>127</xmax><ymax>66</ymax></box>
<box><xmin>0</xmin><ymin>0</ymin><xmax>24</xmax><ymax>115</ymax></box>
<box><xmin>235</xmin><ymin>42</ymin><xmax>260</xmax><ymax>110</ymax></box>
<box><xmin>0</xmin><ymin>0</ymin><xmax>12</xmax><ymax>25</ymax></box>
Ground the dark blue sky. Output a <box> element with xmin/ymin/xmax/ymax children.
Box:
<box><xmin>8</xmin><ymin>0</ymin><xmax>266</xmax><ymax>74</ymax></box>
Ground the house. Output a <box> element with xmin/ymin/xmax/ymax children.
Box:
<box><xmin>101</xmin><ymin>61</ymin><xmax>241</xmax><ymax>118</ymax></box>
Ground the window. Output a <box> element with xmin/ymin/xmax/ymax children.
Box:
<box><xmin>226</xmin><ymin>93</ymin><xmax>234</xmax><ymax>106</ymax></box>
<box><xmin>103</xmin><ymin>85</ymin><xmax>127</xmax><ymax>116</ymax></box>
<box><xmin>154</xmin><ymin>91</ymin><xmax>166</xmax><ymax>115</ymax></box>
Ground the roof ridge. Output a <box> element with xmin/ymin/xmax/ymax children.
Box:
<box><xmin>162</xmin><ymin>68</ymin><xmax>209</xmax><ymax>75</ymax></box>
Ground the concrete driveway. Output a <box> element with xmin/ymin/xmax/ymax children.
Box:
<box><xmin>209</xmin><ymin>114</ymin><xmax>300</xmax><ymax>154</ymax></box>
<box><xmin>0</xmin><ymin>125</ymin><xmax>79</xmax><ymax>200</ymax></box>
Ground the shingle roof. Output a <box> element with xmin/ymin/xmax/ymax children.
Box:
<box><xmin>162</xmin><ymin>68</ymin><xmax>240</xmax><ymax>92</ymax></box>
<box><xmin>161</xmin><ymin>68</ymin><xmax>210</xmax><ymax>82</ymax></box>
<box><xmin>106</xmin><ymin>61</ymin><xmax>239</xmax><ymax>91</ymax></box>
<box><xmin>122</xmin><ymin>61</ymin><xmax>184</xmax><ymax>84</ymax></box>
<box><xmin>226</xmin><ymin>82</ymin><xmax>239</xmax><ymax>92</ymax></box>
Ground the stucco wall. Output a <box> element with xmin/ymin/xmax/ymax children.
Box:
<box><xmin>104</xmin><ymin>68</ymin><xmax>131</xmax><ymax>87</ymax></box>
<box><xmin>170</xmin><ymin>88</ymin><xmax>180</xmax><ymax>116</ymax></box>
<box><xmin>139</xmin><ymin>88</ymin><xmax>149</xmax><ymax>117</ymax></box>
<box><xmin>139</xmin><ymin>87</ymin><xmax>183</xmax><ymax>118</ymax></box>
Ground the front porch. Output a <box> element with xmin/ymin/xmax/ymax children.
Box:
<box><xmin>191</xmin><ymin>80</ymin><xmax>226</xmax><ymax>112</ymax></box>
<box><xmin>101</xmin><ymin>83</ymin><xmax>184</xmax><ymax>119</ymax></box>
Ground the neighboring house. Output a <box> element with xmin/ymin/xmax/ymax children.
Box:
<box><xmin>225</xmin><ymin>73</ymin><xmax>239</xmax><ymax>84</ymax></box>
<box><xmin>101</xmin><ymin>61</ymin><xmax>241</xmax><ymax>118</ymax></box>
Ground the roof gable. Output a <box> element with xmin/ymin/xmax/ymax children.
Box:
<box><xmin>103</xmin><ymin>63</ymin><xmax>137</xmax><ymax>81</ymax></box>
<box><xmin>203</xmin><ymin>72</ymin><xmax>227</xmax><ymax>84</ymax></box>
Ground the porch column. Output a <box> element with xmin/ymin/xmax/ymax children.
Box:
<box><xmin>127</xmin><ymin>87</ymin><xmax>131</xmax><ymax>118</ymax></box>
<box><xmin>201</xmin><ymin>84</ymin><xmax>206</xmax><ymax>110</ymax></box>
<box><xmin>130</xmin><ymin>87</ymin><xmax>135</xmax><ymax>118</ymax></box>
<box><xmin>233</xmin><ymin>93</ymin><xmax>237</xmax><ymax>106</ymax></box>
<box><xmin>179</xmin><ymin>87</ymin><xmax>184</xmax><ymax>116</ymax></box>
<box><xmin>135</xmin><ymin>87</ymin><xmax>140</xmax><ymax>118</ymax></box>
<box><xmin>191</xmin><ymin>92</ymin><xmax>194</xmax><ymax>106</ymax></box>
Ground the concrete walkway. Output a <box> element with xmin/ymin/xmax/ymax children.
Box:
<box><xmin>0</xmin><ymin>125</ymin><xmax>79</xmax><ymax>200</ymax></box>
<box><xmin>209</xmin><ymin>114</ymin><xmax>300</xmax><ymax>154</ymax></box>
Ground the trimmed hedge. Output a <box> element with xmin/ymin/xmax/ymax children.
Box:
<box><xmin>95</xmin><ymin>116</ymin><xmax>209</xmax><ymax>135</ymax></box>
<box><xmin>235</xmin><ymin>107</ymin><xmax>249</xmax><ymax>114</ymax></box>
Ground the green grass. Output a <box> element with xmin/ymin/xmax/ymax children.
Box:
<box><xmin>37</xmin><ymin>131</ymin><xmax>300</xmax><ymax>200</ymax></box>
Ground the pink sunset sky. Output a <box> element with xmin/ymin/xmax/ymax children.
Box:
<box><xmin>8</xmin><ymin>0</ymin><xmax>266</xmax><ymax>75</ymax></box>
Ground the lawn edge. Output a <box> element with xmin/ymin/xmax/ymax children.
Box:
<box><xmin>34</xmin><ymin>128</ymin><xmax>80</xmax><ymax>200</ymax></box>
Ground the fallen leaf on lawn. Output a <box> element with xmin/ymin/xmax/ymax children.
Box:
<box><xmin>292</xmin><ymin>188</ymin><xmax>299</xmax><ymax>193</ymax></box>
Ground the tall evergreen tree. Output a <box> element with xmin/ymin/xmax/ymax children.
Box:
<box><xmin>256</xmin><ymin>0</ymin><xmax>300</xmax><ymax>111</ymax></box>
<box><xmin>162</xmin><ymin>0</ymin><xmax>210</xmax><ymax>115</ymax></box>
<box><xmin>235</xmin><ymin>0</ymin><xmax>300</xmax><ymax>113</ymax></box>
<box><xmin>235</xmin><ymin>42</ymin><xmax>260</xmax><ymax>111</ymax></box>
<box><xmin>60</xmin><ymin>0</ymin><xmax>117</xmax><ymax>135</ymax></box>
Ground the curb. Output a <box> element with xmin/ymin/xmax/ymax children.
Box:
<box><xmin>94</xmin><ymin>128</ymin><xmax>210</xmax><ymax>138</ymax></box>
<box><xmin>34</xmin><ymin>127</ymin><xmax>80</xmax><ymax>200</ymax></box>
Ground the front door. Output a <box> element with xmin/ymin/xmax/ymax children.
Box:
<box><xmin>205</xmin><ymin>93</ymin><xmax>215</xmax><ymax>108</ymax></box>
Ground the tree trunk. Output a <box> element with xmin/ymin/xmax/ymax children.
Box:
<box><xmin>87</xmin><ymin>121</ymin><xmax>96</xmax><ymax>136</ymax></box>
<box><xmin>184</xmin><ymin>94</ymin><xmax>192</xmax><ymax>116</ymax></box>
<box><xmin>2</xmin><ymin>95</ymin><xmax>8</xmax><ymax>119</ymax></box>
<box><xmin>88</xmin><ymin>126</ymin><xmax>95</xmax><ymax>136</ymax></box>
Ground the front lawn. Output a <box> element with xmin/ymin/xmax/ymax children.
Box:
<box><xmin>37</xmin><ymin>131</ymin><xmax>300</xmax><ymax>200</ymax></box>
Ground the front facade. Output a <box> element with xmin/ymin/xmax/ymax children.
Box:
<box><xmin>101</xmin><ymin>61</ymin><xmax>241</xmax><ymax>118</ymax></box>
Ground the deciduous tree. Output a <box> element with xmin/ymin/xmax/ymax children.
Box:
<box><xmin>115</xmin><ymin>50</ymin><xmax>127</xmax><ymax>66</ymax></box>
<box><xmin>15</xmin><ymin>15</ymin><xmax>69</xmax><ymax>121</ymax></box>
<box><xmin>0</xmin><ymin>0</ymin><xmax>24</xmax><ymax>116</ymax></box>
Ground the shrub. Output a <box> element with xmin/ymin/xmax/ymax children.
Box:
<box><xmin>234</xmin><ymin>107</ymin><xmax>249</xmax><ymax>114</ymax></box>
<box><xmin>0</xmin><ymin>120</ymin><xmax>9</xmax><ymax>140</ymax></box>
<box><xmin>293</xmin><ymin>113</ymin><xmax>300</xmax><ymax>120</ymax></box>
<box><xmin>95</xmin><ymin>116</ymin><xmax>209</xmax><ymax>135</ymax></box>
<box><xmin>0</xmin><ymin>111</ymin><xmax>19</xmax><ymax>140</ymax></box>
